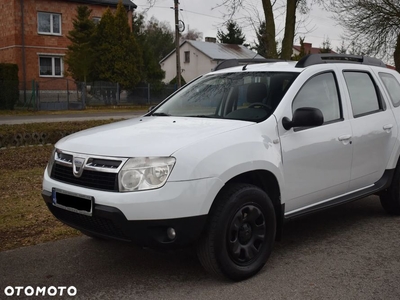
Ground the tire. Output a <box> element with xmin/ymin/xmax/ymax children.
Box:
<box><xmin>197</xmin><ymin>183</ymin><xmax>276</xmax><ymax>281</ymax></box>
<box><xmin>380</xmin><ymin>167</ymin><xmax>400</xmax><ymax>215</ymax></box>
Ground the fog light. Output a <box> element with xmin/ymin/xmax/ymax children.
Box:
<box><xmin>167</xmin><ymin>227</ymin><xmax>176</xmax><ymax>240</ymax></box>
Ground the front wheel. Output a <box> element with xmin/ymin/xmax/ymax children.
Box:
<box><xmin>197</xmin><ymin>183</ymin><xmax>276</xmax><ymax>281</ymax></box>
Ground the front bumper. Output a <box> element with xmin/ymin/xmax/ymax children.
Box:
<box><xmin>42</xmin><ymin>190</ymin><xmax>207</xmax><ymax>248</ymax></box>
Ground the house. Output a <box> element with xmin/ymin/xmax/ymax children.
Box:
<box><xmin>0</xmin><ymin>0</ymin><xmax>136</xmax><ymax>92</ymax></box>
<box><xmin>160</xmin><ymin>39</ymin><xmax>265</xmax><ymax>84</ymax></box>
<box><xmin>292</xmin><ymin>42</ymin><xmax>336</xmax><ymax>56</ymax></box>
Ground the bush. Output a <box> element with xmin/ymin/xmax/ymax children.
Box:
<box><xmin>0</xmin><ymin>64</ymin><xmax>19</xmax><ymax>110</ymax></box>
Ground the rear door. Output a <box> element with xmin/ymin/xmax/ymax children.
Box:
<box><xmin>338</xmin><ymin>67</ymin><xmax>398</xmax><ymax>191</ymax></box>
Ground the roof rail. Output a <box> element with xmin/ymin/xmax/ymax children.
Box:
<box><xmin>213</xmin><ymin>58</ymin><xmax>284</xmax><ymax>71</ymax></box>
<box><xmin>295</xmin><ymin>54</ymin><xmax>387</xmax><ymax>68</ymax></box>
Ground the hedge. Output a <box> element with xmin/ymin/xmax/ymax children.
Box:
<box><xmin>0</xmin><ymin>63</ymin><xmax>19</xmax><ymax>110</ymax></box>
<box><xmin>0</xmin><ymin>119</ymin><xmax>121</xmax><ymax>148</ymax></box>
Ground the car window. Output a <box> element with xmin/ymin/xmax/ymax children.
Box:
<box><xmin>292</xmin><ymin>72</ymin><xmax>341</xmax><ymax>123</ymax></box>
<box><xmin>343</xmin><ymin>72</ymin><xmax>381</xmax><ymax>117</ymax></box>
<box><xmin>379</xmin><ymin>72</ymin><xmax>400</xmax><ymax>107</ymax></box>
<box><xmin>153</xmin><ymin>72</ymin><xmax>298</xmax><ymax>122</ymax></box>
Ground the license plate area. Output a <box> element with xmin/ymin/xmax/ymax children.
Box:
<box><xmin>52</xmin><ymin>188</ymin><xmax>93</xmax><ymax>216</ymax></box>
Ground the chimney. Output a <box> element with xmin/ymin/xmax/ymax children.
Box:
<box><xmin>205</xmin><ymin>37</ymin><xmax>217</xmax><ymax>43</ymax></box>
<box><xmin>303</xmin><ymin>43</ymin><xmax>312</xmax><ymax>54</ymax></box>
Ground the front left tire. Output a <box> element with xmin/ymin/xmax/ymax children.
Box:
<box><xmin>196</xmin><ymin>183</ymin><xmax>276</xmax><ymax>281</ymax></box>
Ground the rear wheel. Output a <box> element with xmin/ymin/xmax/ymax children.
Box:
<box><xmin>197</xmin><ymin>183</ymin><xmax>276</xmax><ymax>281</ymax></box>
<box><xmin>380</xmin><ymin>167</ymin><xmax>400</xmax><ymax>215</ymax></box>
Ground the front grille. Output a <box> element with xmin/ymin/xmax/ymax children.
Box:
<box><xmin>49</xmin><ymin>205</ymin><xmax>127</xmax><ymax>239</ymax></box>
<box><xmin>52</xmin><ymin>164</ymin><xmax>118</xmax><ymax>191</ymax></box>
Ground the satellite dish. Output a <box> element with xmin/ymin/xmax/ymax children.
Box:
<box><xmin>178</xmin><ymin>20</ymin><xmax>185</xmax><ymax>33</ymax></box>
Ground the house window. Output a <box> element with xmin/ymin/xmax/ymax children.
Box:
<box><xmin>184</xmin><ymin>51</ymin><xmax>190</xmax><ymax>63</ymax></box>
<box><xmin>92</xmin><ymin>17</ymin><xmax>101</xmax><ymax>25</ymax></box>
<box><xmin>38</xmin><ymin>12</ymin><xmax>61</xmax><ymax>35</ymax></box>
<box><xmin>39</xmin><ymin>56</ymin><xmax>63</xmax><ymax>77</ymax></box>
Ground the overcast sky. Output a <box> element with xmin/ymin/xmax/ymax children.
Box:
<box><xmin>133</xmin><ymin>0</ymin><xmax>344</xmax><ymax>51</ymax></box>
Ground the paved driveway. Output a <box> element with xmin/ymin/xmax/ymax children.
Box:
<box><xmin>1</xmin><ymin>196</ymin><xmax>400</xmax><ymax>299</ymax></box>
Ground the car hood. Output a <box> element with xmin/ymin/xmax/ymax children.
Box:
<box><xmin>55</xmin><ymin>116</ymin><xmax>254</xmax><ymax>157</ymax></box>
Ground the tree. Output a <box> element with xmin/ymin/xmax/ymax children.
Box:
<box><xmin>217</xmin><ymin>20</ymin><xmax>246</xmax><ymax>44</ymax></box>
<box><xmin>292</xmin><ymin>36</ymin><xmax>308</xmax><ymax>60</ymax></box>
<box><xmin>330</xmin><ymin>0</ymin><xmax>400</xmax><ymax>71</ymax></box>
<box><xmin>133</xmin><ymin>14</ymin><xmax>174</xmax><ymax>84</ymax></box>
<box><xmin>336</xmin><ymin>41</ymin><xmax>347</xmax><ymax>54</ymax></box>
<box><xmin>319</xmin><ymin>37</ymin><xmax>332</xmax><ymax>53</ymax></box>
<box><xmin>92</xmin><ymin>3</ymin><xmax>142</xmax><ymax>88</ymax></box>
<box><xmin>182</xmin><ymin>28</ymin><xmax>203</xmax><ymax>41</ymax></box>
<box><xmin>253</xmin><ymin>21</ymin><xmax>269</xmax><ymax>56</ymax></box>
<box><xmin>219</xmin><ymin>0</ymin><xmax>326</xmax><ymax>59</ymax></box>
<box><xmin>65</xmin><ymin>6</ymin><xmax>95</xmax><ymax>83</ymax></box>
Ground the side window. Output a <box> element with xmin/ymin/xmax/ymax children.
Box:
<box><xmin>379</xmin><ymin>72</ymin><xmax>400</xmax><ymax>107</ymax></box>
<box><xmin>343</xmin><ymin>72</ymin><xmax>381</xmax><ymax>117</ymax></box>
<box><xmin>293</xmin><ymin>72</ymin><xmax>341</xmax><ymax>123</ymax></box>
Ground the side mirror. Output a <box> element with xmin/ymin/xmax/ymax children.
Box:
<box><xmin>148</xmin><ymin>105</ymin><xmax>155</xmax><ymax>112</ymax></box>
<box><xmin>282</xmin><ymin>107</ymin><xmax>324</xmax><ymax>130</ymax></box>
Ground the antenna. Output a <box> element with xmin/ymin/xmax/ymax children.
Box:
<box><xmin>242</xmin><ymin>52</ymin><xmax>260</xmax><ymax>71</ymax></box>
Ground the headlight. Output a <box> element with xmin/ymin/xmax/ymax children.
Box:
<box><xmin>47</xmin><ymin>148</ymin><xmax>56</xmax><ymax>177</ymax></box>
<box><xmin>119</xmin><ymin>157</ymin><xmax>176</xmax><ymax>192</ymax></box>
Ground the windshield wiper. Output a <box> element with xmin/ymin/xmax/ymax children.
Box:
<box><xmin>185</xmin><ymin>115</ymin><xmax>217</xmax><ymax>118</ymax></box>
<box><xmin>151</xmin><ymin>112</ymin><xmax>171</xmax><ymax>116</ymax></box>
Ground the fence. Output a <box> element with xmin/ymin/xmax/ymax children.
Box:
<box><xmin>14</xmin><ymin>80</ymin><xmax>177</xmax><ymax>110</ymax></box>
<box><xmin>85</xmin><ymin>82</ymin><xmax>176</xmax><ymax>106</ymax></box>
<box><xmin>17</xmin><ymin>79</ymin><xmax>83</xmax><ymax>110</ymax></box>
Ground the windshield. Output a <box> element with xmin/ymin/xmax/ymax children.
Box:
<box><xmin>151</xmin><ymin>72</ymin><xmax>298</xmax><ymax>122</ymax></box>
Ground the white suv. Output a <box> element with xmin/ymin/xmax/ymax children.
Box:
<box><xmin>42</xmin><ymin>54</ymin><xmax>400</xmax><ymax>280</ymax></box>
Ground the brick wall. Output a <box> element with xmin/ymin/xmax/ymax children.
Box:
<box><xmin>0</xmin><ymin>0</ymin><xmax>133</xmax><ymax>88</ymax></box>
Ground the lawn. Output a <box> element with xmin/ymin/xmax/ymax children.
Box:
<box><xmin>0</xmin><ymin>105</ymin><xmax>150</xmax><ymax>116</ymax></box>
<box><xmin>0</xmin><ymin>145</ymin><xmax>81</xmax><ymax>251</ymax></box>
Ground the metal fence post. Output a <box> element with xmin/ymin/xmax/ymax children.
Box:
<box><xmin>82</xmin><ymin>82</ymin><xmax>86</xmax><ymax>109</ymax></box>
<box><xmin>148</xmin><ymin>83</ymin><xmax>150</xmax><ymax>104</ymax></box>
<box><xmin>35</xmin><ymin>81</ymin><xmax>39</xmax><ymax>110</ymax></box>
<box><xmin>117</xmin><ymin>83</ymin><xmax>120</xmax><ymax>104</ymax></box>
<box><xmin>67</xmin><ymin>79</ymin><xmax>70</xmax><ymax>108</ymax></box>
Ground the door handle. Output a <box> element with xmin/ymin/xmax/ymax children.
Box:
<box><xmin>338</xmin><ymin>134</ymin><xmax>352</xmax><ymax>141</ymax></box>
<box><xmin>383</xmin><ymin>124</ymin><xmax>393</xmax><ymax>131</ymax></box>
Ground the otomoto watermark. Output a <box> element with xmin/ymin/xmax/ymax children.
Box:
<box><xmin>4</xmin><ymin>286</ymin><xmax>77</xmax><ymax>297</ymax></box>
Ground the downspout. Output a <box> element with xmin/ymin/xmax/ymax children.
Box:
<box><xmin>20</xmin><ymin>0</ymin><xmax>27</xmax><ymax>103</ymax></box>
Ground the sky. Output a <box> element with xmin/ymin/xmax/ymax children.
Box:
<box><xmin>132</xmin><ymin>0</ymin><xmax>345</xmax><ymax>51</ymax></box>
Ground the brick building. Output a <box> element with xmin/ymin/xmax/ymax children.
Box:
<box><xmin>0</xmin><ymin>0</ymin><xmax>136</xmax><ymax>94</ymax></box>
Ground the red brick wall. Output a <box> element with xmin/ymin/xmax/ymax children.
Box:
<box><xmin>0</xmin><ymin>0</ymin><xmax>132</xmax><ymax>88</ymax></box>
<box><xmin>0</xmin><ymin>0</ymin><xmax>18</xmax><ymax>68</ymax></box>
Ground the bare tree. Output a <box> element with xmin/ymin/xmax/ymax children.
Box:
<box><xmin>182</xmin><ymin>29</ymin><xmax>203</xmax><ymax>41</ymax></box>
<box><xmin>330</xmin><ymin>0</ymin><xmax>400</xmax><ymax>70</ymax></box>
<box><xmin>217</xmin><ymin>0</ymin><xmax>320</xmax><ymax>59</ymax></box>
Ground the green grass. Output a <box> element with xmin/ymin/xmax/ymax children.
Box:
<box><xmin>0</xmin><ymin>143</ymin><xmax>81</xmax><ymax>251</ymax></box>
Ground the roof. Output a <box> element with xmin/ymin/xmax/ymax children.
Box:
<box><xmin>292</xmin><ymin>45</ymin><xmax>336</xmax><ymax>55</ymax></box>
<box><xmin>160</xmin><ymin>40</ymin><xmax>264</xmax><ymax>63</ymax></box>
<box><xmin>64</xmin><ymin>0</ymin><xmax>137</xmax><ymax>8</ymax></box>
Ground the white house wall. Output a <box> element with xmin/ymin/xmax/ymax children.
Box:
<box><xmin>161</xmin><ymin>43</ymin><xmax>218</xmax><ymax>84</ymax></box>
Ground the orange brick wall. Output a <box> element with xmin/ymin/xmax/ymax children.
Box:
<box><xmin>0</xmin><ymin>0</ymin><xmax>133</xmax><ymax>88</ymax></box>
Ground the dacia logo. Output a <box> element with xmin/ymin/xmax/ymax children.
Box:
<box><xmin>72</xmin><ymin>157</ymin><xmax>85</xmax><ymax>178</ymax></box>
